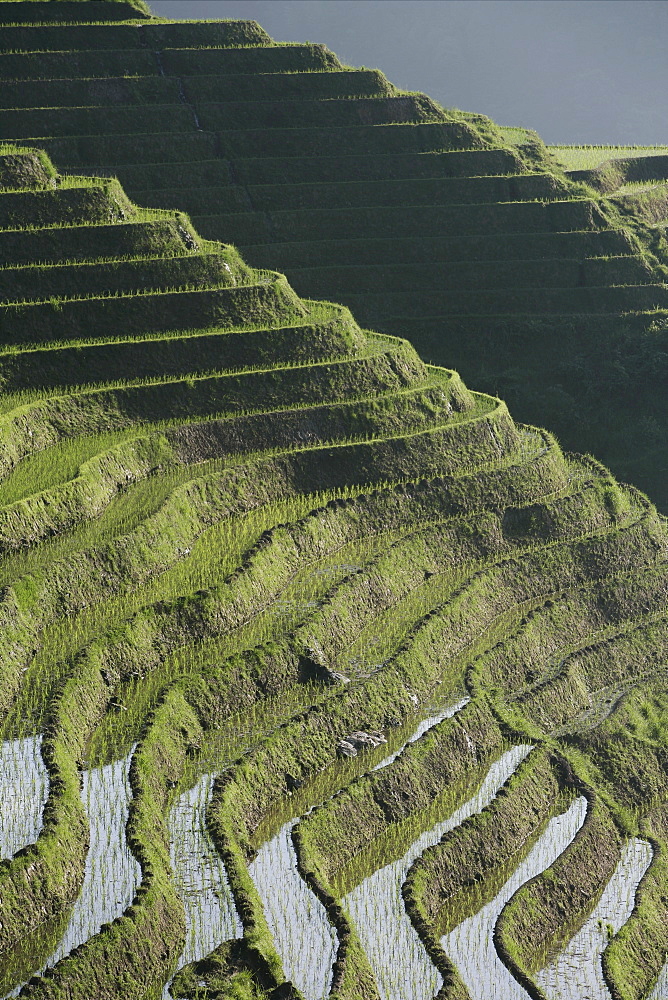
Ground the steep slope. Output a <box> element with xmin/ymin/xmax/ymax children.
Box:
<box><xmin>0</xmin><ymin>0</ymin><xmax>667</xmax><ymax>507</ymax></box>
<box><xmin>0</xmin><ymin>138</ymin><xmax>667</xmax><ymax>1000</ymax></box>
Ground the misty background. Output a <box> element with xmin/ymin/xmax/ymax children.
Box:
<box><xmin>148</xmin><ymin>0</ymin><xmax>667</xmax><ymax>147</ymax></box>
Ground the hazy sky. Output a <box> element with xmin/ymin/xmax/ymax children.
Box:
<box><xmin>148</xmin><ymin>0</ymin><xmax>668</xmax><ymax>146</ymax></box>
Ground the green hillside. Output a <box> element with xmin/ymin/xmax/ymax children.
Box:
<box><xmin>0</xmin><ymin>3</ymin><xmax>667</xmax><ymax>1000</ymax></box>
<box><xmin>0</xmin><ymin>138</ymin><xmax>666</xmax><ymax>1000</ymax></box>
<box><xmin>0</xmin><ymin>0</ymin><xmax>666</xmax><ymax>507</ymax></box>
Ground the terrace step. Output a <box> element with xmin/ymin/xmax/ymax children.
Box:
<box><xmin>0</xmin><ymin>19</ymin><xmax>272</xmax><ymax>53</ymax></box>
<box><xmin>510</xmin><ymin>609</ymin><xmax>668</xmax><ymax>732</ymax></box>
<box><xmin>0</xmin><ymin>215</ymin><xmax>199</xmax><ymax>265</ymax></box>
<box><xmin>386</xmin><ymin>308</ymin><xmax>667</xmax><ymax>351</ymax></box>
<box><xmin>344</xmin><ymin>283</ymin><xmax>668</xmax><ymax>317</ymax></box>
<box><xmin>80</xmin><ymin>148</ymin><xmax>525</xmax><ymax>193</ymax></box>
<box><xmin>132</xmin><ymin>172</ymin><xmax>569</xmax><ymax>217</ymax></box>
<box><xmin>0</xmin><ymin>248</ymin><xmax>248</xmax><ymax>304</ymax></box>
<box><xmin>0</xmin><ymin>393</ymin><xmax>520</xmax><ymax>553</ymax></box>
<box><xmin>0</xmin><ymin>350</ymin><xmax>444</xmax><ymax>462</ymax></box>
<box><xmin>244</xmin><ymin>228</ymin><xmax>636</xmax><ymax>268</ymax></box>
<box><xmin>0</xmin><ymin>383</ymin><xmax>472</xmax><ymax>510</ymax></box>
<box><xmin>0</xmin><ymin>148</ymin><xmax>54</xmax><ymax>189</ymax></box>
<box><xmin>472</xmin><ymin>559</ymin><xmax>668</xmax><ymax>695</ymax></box>
<box><xmin>0</xmin><ymin>48</ymin><xmax>159</xmax><ymax>81</ymax></box>
<box><xmin>181</xmin><ymin>68</ymin><xmax>394</xmax><ymax>103</ymax></box>
<box><xmin>30</xmin><ymin>121</ymin><xmax>486</xmax><ymax>170</ymax></box>
<box><xmin>0</xmin><ymin>0</ymin><xmax>151</xmax><ymax>24</ymax></box>
<box><xmin>0</xmin><ymin>272</ymin><xmax>305</xmax><ymax>346</ymax></box>
<box><xmin>0</xmin><ymin>75</ymin><xmax>183</xmax><ymax>110</ymax></box>
<box><xmin>0</xmin><ymin>104</ymin><xmax>199</xmax><ymax>139</ymax></box>
<box><xmin>0</xmin><ymin>179</ymin><xmax>132</xmax><ymax>230</ymax></box>
<box><xmin>284</xmin><ymin>255</ymin><xmax>655</xmax><ymax>296</ymax></box>
<box><xmin>0</xmin><ymin>310</ymin><xmax>368</xmax><ymax>391</ymax></box>
<box><xmin>193</xmin><ymin>198</ymin><xmax>607</xmax><ymax>246</ymax></box>
<box><xmin>37</xmin><ymin>130</ymin><xmax>218</xmax><ymax>167</ymax></box>
<box><xmin>0</xmin><ymin>69</ymin><xmax>392</xmax><ymax>112</ymax></box>
<box><xmin>569</xmin><ymin>152</ymin><xmax>668</xmax><ymax>194</ymax></box>
<box><xmin>230</xmin><ymin>147</ymin><xmax>524</xmax><ymax>184</ymax></box>
<box><xmin>158</xmin><ymin>43</ymin><xmax>343</xmax><ymax>76</ymax></box>
<box><xmin>194</xmin><ymin>95</ymin><xmax>447</xmax><ymax>131</ymax></box>
<box><xmin>0</xmin><ymin>42</ymin><xmax>343</xmax><ymax>82</ymax></box>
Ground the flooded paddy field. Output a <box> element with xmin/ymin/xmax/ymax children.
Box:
<box><xmin>164</xmin><ymin>773</ymin><xmax>241</xmax><ymax>998</ymax></box>
<box><xmin>250</xmin><ymin>818</ymin><xmax>337</xmax><ymax>999</ymax></box>
<box><xmin>248</xmin><ymin>698</ymin><xmax>469</xmax><ymax>998</ymax></box>
<box><xmin>442</xmin><ymin>796</ymin><xmax>587</xmax><ymax>1000</ymax></box>
<box><xmin>0</xmin><ymin>736</ymin><xmax>48</xmax><ymax>861</ymax></box>
<box><xmin>345</xmin><ymin>744</ymin><xmax>532</xmax><ymax>1000</ymax></box>
<box><xmin>45</xmin><ymin>751</ymin><xmax>140</xmax><ymax>967</ymax></box>
<box><xmin>1</xmin><ymin>751</ymin><xmax>139</xmax><ymax>998</ymax></box>
<box><xmin>537</xmin><ymin>838</ymin><xmax>653</xmax><ymax>1000</ymax></box>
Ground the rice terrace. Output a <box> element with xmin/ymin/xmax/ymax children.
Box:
<box><xmin>0</xmin><ymin>0</ymin><xmax>668</xmax><ymax>997</ymax></box>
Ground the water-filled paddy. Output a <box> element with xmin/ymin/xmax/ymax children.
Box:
<box><xmin>249</xmin><ymin>699</ymin><xmax>468</xmax><ymax>999</ymax></box>
<box><xmin>164</xmin><ymin>773</ymin><xmax>241</xmax><ymax>998</ymax></box>
<box><xmin>0</xmin><ymin>735</ymin><xmax>48</xmax><ymax>860</ymax></box>
<box><xmin>442</xmin><ymin>795</ymin><xmax>587</xmax><ymax>1000</ymax></box>
<box><xmin>345</xmin><ymin>744</ymin><xmax>532</xmax><ymax>1000</ymax></box>
<box><xmin>537</xmin><ymin>837</ymin><xmax>652</xmax><ymax>1000</ymax></box>
<box><xmin>250</xmin><ymin>816</ymin><xmax>336</xmax><ymax>999</ymax></box>
<box><xmin>45</xmin><ymin>751</ymin><xmax>140</xmax><ymax>967</ymax></box>
<box><xmin>2</xmin><ymin>751</ymin><xmax>140</xmax><ymax>997</ymax></box>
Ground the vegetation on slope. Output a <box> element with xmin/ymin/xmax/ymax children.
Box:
<box><xmin>1</xmin><ymin>4</ymin><xmax>666</xmax><ymax>506</ymax></box>
<box><xmin>0</xmin><ymin>5</ymin><xmax>666</xmax><ymax>1000</ymax></box>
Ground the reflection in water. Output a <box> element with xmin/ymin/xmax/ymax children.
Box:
<box><xmin>250</xmin><ymin>700</ymin><xmax>469</xmax><ymax>999</ymax></box>
<box><xmin>249</xmin><ymin>817</ymin><xmax>335</xmax><ymax>1000</ymax></box>
<box><xmin>3</xmin><ymin>752</ymin><xmax>140</xmax><ymax>998</ymax></box>
<box><xmin>345</xmin><ymin>744</ymin><xmax>533</xmax><ymax>1000</ymax></box>
<box><xmin>537</xmin><ymin>838</ymin><xmax>652</xmax><ymax>1000</ymax></box>
<box><xmin>0</xmin><ymin>736</ymin><xmax>48</xmax><ymax>859</ymax></box>
<box><xmin>45</xmin><ymin>751</ymin><xmax>141</xmax><ymax>967</ymax></box>
<box><xmin>442</xmin><ymin>796</ymin><xmax>587</xmax><ymax>1000</ymax></box>
<box><xmin>164</xmin><ymin>773</ymin><xmax>242</xmax><ymax>998</ymax></box>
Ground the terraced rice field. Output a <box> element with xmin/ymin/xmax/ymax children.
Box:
<box><xmin>0</xmin><ymin>2</ymin><xmax>668</xmax><ymax>1000</ymax></box>
<box><xmin>548</xmin><ymin>145</ymin><xmax>668</xmax><ymax>172</ymax></box>
<box><xmin>1</xmin><ymin>2</ymin><xmax>667</xmax><ymax>506</ymax></box>
<box><xmin>537</xmin><ymin>838</ymin><xmax>653</xmax><ymax>1000</ymax></box>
